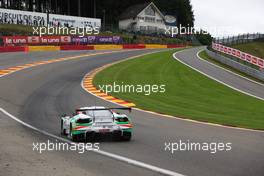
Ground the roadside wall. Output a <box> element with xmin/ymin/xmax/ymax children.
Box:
<box><xmin>205</xmin><ymin>49</ymin><xmax>264</xmax><ymax>81</ymax></box>
<box><xmin>0</xmin><ymin>44</ymin><xmax>187</xmax><ymax>53</ymax></box>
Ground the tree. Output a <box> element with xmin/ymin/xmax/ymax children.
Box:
<box><xmin>94</xmin><ymin>0</ymin><xmax>194</xmax><ymax>27</ymax></box>
<box><xmin>153</xmin><ymin>0</ymin><xmax>194</xmax><ymax>27</ymax></box>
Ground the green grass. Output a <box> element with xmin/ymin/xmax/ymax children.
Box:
<box><xmin>0</xmin><ymin>24</ymin><xmax>34</xmax><ymax>35</ymax></box>
<box><xmin>231</xmin><ymin>42</ymin><xmax>264</xmax><ymax>59</ymax></box>
<box><xmin>198</xmin><ymin>50</ymin><xmax>264</xmax><ymax>84</ymax></box>
<box><xmin>93</xmin><ymin>49</ymin><xmax>264</xmax><ymax>130</ymax></box>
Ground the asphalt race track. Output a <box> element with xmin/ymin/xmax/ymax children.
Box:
<box><xmin>0</xmin><ymin>49</ymin><xmax>264</xmax><ymax>176</ymax></box>
<box><xmin>174</xmin><ymin>47</ymin><xmax>264</xmax><ymax>99</ymax></box>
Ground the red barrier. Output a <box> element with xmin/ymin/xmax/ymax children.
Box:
<box><xmin>60</xmin><ymin>45</ymin><xmax>94</xmax><ymax>51</ymax></box>
<box><xmin>122</xmin><ymin>44</ymin><xmax>146</xmax><ymax>49</ymax></box>
<box><xmin>0</xmin><ymin>46</ymin><xmax>28</xmax><ymax>53</ymax></box>
<box><xmin>212</xmin><ymin>42</ymin><xmax>264</xmax><ymax>68</ymax></box>
<box><xmin>167</xmin><ymin>44</ymin><xmax>186</xmax><ymax>48</ymax></box>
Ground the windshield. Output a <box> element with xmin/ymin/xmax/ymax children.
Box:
<box><xmin>86</xmin><ymin>110</ymin><xmax>112</xmax><ymax>118</ymax></box>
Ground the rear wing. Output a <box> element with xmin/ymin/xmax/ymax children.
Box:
<box><xmin>76</xmin><ymin>107</ymin><xmax>132</xmax><ymax>113</ymax></box>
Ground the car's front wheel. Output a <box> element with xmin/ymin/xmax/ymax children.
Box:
<box><xmin>72</xmin><ymin>134</ymin><xmax>78</xmax><ymax>142</ymax></box>
<box><xmin>122</xmin><ymin>132</ymin><xmax>132</xmax><ymax>141</ymax></box>
<box><xmin>113</xmin><ymin>131</ymin><xmax>122</xmax><ymax>141</ymax></box>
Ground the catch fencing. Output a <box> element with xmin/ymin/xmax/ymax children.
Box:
<box><xmin>206</xmin><ymin>48</ymin><xmax>264</xmax><ymax>81</ymax></box>
<box><xmin>212</xmin><ymin>42</ymin><xmax>264</xmax><ymax>69</ymax></box>
<box><xmin>215</xmin><ymin>33</ymin><xmax>264</xmax><ymax>45</ymax></box>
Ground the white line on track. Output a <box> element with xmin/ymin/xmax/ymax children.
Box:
<box><xmin>0</xmin><ymin>108</ymin><xmax>182</xmax><ymax>176</ymax></box>
<box><xmin>196</xmin><ymin>49</ymin><xmax>264</xmax><ymax>87</ymax></box>
<box><xmin>173</xmin><ymin>49</ymin><xmax>264</xmax><ymax>102</ymax></box>
<box><xmin>0</xmin><ymin>50</ymin><xmax>184</xmax><ymax>176</ymax></box>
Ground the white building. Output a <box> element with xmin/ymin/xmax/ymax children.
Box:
<box><xmin>119</xmin><ymin>2</ymin><xmax>176</xmax><ymax>34</ymax></box>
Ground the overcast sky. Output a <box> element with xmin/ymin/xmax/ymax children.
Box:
<box><xmin>190</xmin><ymin>0</ymin><xmax>264</xmax><ymax>37</ymax></box>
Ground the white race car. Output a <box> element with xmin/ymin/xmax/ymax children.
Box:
<box><xmin>61</xmin><ymin>106</ymin><xmax>133</xmax><ymax>142</ymax></box>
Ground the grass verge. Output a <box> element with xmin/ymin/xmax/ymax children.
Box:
<box><xmin>94</xmin><ymin>49</ymin><xmax>264</xmax><ymax>130</ymax></box>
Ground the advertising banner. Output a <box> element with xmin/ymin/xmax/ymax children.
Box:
<box><xmin>3</xmin><ymin>36</ymin><xmax>72</xmax><ymax>45</ymax></box>
<box><xmin>0</xmin><ymin>8</ymin><xmax>101</xmax><ymax>28</ymax></box>
<box><xmin>3</xmin><ymin>36</ymin><xmax>122</xmax><ymax>45</ymax></box>
<box><xmin>71</xmin><ymin>36</ymin><xmax>122</xmax><ymax>44</ymax></box>
<box><xmin>212</xmin><ymin>42</ymin><xmax>264</xmax><ymax>68</ymax></box>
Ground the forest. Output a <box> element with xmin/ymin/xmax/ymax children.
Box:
<box><xmin>95</xmin><ymin>0</ymin><xmax>194</xmax><ymax>27</ymax></box>
<box><xmin>1</xmin><ymin>0</ymin><xmax>194</xmax><ymax>27</ymax></box>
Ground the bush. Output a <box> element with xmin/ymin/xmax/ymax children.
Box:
<box><xmin>195</xmin><ymin>32</ymin><xmax>213</xmax><ymax>45</ymax></box>
<box><xmin>0</xmin><ymin>24</ymin><xmax>33</xmax><ymax>36</ymax></box>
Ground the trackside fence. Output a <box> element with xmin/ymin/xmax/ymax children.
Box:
<box><xmin>211</xmin><ymin>42</ymin><xmax>264</xmax><ymax>69</ymax></box>
<box><xmin>215</xmin><ymin>33</ymin><xmax>264</xmax><ymax>45</ymax></box>
<box><xmin>207</xmin><ymin>42</ymin><xmax>264</xmax><ymax>81</ymax></box>
<box><xmin>206</xmin><ymin>49</ymin><xmax>264</xmax><ymax>81</ymax></box>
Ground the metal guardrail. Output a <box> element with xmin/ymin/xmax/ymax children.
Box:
<box><xmin>206</xmin><ymin>48</ymin><xmax>264</xmax><ymax>81</ymax></box>
<box><xmin>214</xmin><ymin>33</ymin><xmax>264</xmax><ymax>45</ymax></box>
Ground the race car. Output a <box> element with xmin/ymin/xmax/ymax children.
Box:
<box><xmin>61</xmin><ymin>106</ymin><xmax>133</xmax><ymax>142</ymax></box>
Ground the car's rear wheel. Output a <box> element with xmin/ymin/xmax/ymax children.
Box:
<box><xmin>113</xmin><ymin>131</ymin><xmax>122</xmax><ymax>141</ymax></box>
<box><xmin>72</xmin><ymin>134</ymin><xmax>78</xmax><ymax>142</ymax></box>
<box><xmin>85</xmin><ymin>132</ymin><xmax>95</xmax><ymax>142</ymax></box>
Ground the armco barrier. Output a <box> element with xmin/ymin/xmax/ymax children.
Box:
<box><xmin>60</xmin><ymin>45</ymin><xmax>94</xmax><ymax>51</ymax></box>
<box><xmin>0</xmin><ymin>46</ymin><xmax>28</xmax><ymax>53</ymax></box>
<box><xmin>212</xmin><ymin>42</ymin><xmax>264</xmax><ymax>69</ymax></box>
<box><xmin>206</xmin><ymin>49</ymin><xmax>264</xmax><ymax>81</ymax></box>
<box><xmin>94</xmin><ymin>45</ymin><xmax>122</xmax><ymax>50</ymax></box>
<box><xmin>145</xmin><ymin>44</ymin><xmax>167</xmax><ymax>49</ymax></box>
<box><xmin>28</xmin><ymin>46</ymin><xmax>60</xmax><ymax>52</ymax></box>
<box><xmin>122</xmin><ymin>44</ymin><xmax>146</xmax><ymax>49</ymax></box>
